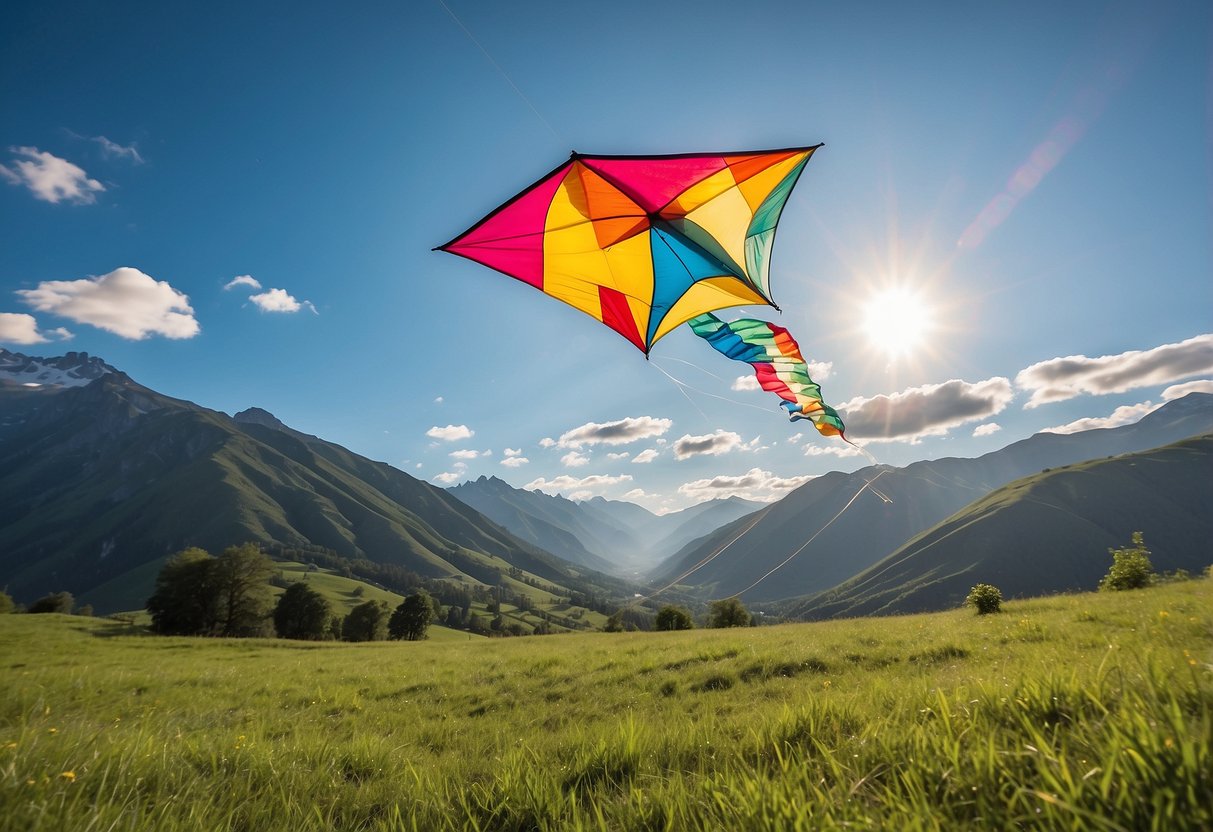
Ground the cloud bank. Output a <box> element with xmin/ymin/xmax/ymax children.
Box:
<box><xmin>17</xmin><ymin>267</ymin><xmax>199</xmax><ymax>339</ymax></box>
<box><xmin>523</xmin><ymin>473</ymin><xmax>633</xmax><ymax>495</ymax></box>
<box><xmin>1016</xmin><ymin>334</ymin><xmax>1213</xmax><ymax>407</ymax></box>
<box><xmin>678</xmin><ymin>467</ymin><xmax>813</xmax><ymax>503</ymax></box>
<box><xmin>839</xmin><ymin>377</ymin><xmax>1014</xmax><ymax>442</ymax></box>
<box><xmin>556</xmin><ymin>416</ymin><xmax>672</xmax><ymax>448</ymax></box>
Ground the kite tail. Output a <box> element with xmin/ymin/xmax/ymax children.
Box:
<box><xmin>687</xmin><ymin>312</ymin><xmax>847</xmax><ymax>441</ymax></box>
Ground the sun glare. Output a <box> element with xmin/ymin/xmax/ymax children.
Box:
<box><xmin>862</xmin><ymin>288</ymin><xmax>933</xmax><ymax>358</ymax></box>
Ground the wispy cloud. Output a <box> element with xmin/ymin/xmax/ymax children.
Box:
<box><xmin>973</xmin><ymin>423</ymin><xmax>1002</xmax><ymax>437</ymax></box>
<box><xmin>631</xmin><ymin>449</ymin><xmax>659</xmax><ymax>464</ymax></box>
<box><xmin>557</xmin><ymin>416</ymin><xmax>672</xmax><ymax>448</ymax></box>
<box><xmin>523</xmin><ymin>473</ymin><xmax>633</xmax><ymax>495</ymax></box>
<box><xmin>249</xmin><ymin>288</ymin><xmax>317</xmax><ymax>315</ymax></box>
<box><xmin>427</xmin><ymin>424</ymin><xmax>473</xmax><ymax>441</ymax></box>
<box><xmin>672</xmin><ymin>430</ymin><xmax>744</xmax><ymax>460</ymax></box>
<box><xmin>224</xmin><ymin>275</ymin><xmax>262</xmax><ymax>291</ymax></box>
<box><xmin>840</xmin><ymin>377</ymin><xmax>1014</xmax><ymax>442</ymax></box>
<box><xmin>606</xmin><ymin>452</ymin><xmax>630</xmax><ymax>460</ymax></box>
<box><xmin>1016</xmin><ymin>334</ymin><xmax>1213</xmax><ymax>408</ymax></box>
<box><xmin>17</xmin><ymin>267</ymin><xmax>198</xmax><ymax>339</ymax></box>
<box><xmin>0</xmin><ymin>146</ymin><xmax>104</xmax><ymax>204</ymax></box>
<box><xmin>1040</xmin><ymin>401</ymin><xmax>1160</xmax><ymax>435</ymax></box>
<box><xmin>449</xmin><ymin>449</ymin><xmax>484</xmax><ymax>460</ymax></box>
<box><xmin>91</xmin><ymin>135</ymin><xmax>143</xmax><ymax>164</ymax></box>
<box><xmin>0</xmin><ymin>313</ymin><xmax>73</xmax><ymax>345</ymax></box>
<box><xmin>678</xmin><ymin>467</ymin><xmax>813</xmax><ymax>503</ymax></box>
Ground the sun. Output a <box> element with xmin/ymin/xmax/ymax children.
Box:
<box><xmin>862</xmin><ymin>287</ymin><xmax>933</xmax><ymax>358</ymax></box>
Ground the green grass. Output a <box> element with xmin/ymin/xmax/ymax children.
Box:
<box><xmin>2</xmin><ymin>579</ymin><xmax>1210</xmax><ymax>830</ymax></box>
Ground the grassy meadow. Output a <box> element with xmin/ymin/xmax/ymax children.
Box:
<box><xmin>1</xmin><ymin>579</ymin><xmax>1210</xmax><ymax>831</ymax></box>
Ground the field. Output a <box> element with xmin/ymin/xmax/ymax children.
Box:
<box><xmin>1</xmin><ymin>579</ymin><xmax>1210</xmax><ymax>831</ymax></box>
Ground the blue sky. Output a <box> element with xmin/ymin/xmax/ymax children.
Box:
<box><xmin>2</xmin><ymin>0</ymin><xmax>1210</xmax><ymax>512</ymax></box>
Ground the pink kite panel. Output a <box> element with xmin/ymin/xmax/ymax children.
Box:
<box><xmin>581</xmin><ymin>156</ymin><xmax>728</xmax><ymax>214</ymax></box>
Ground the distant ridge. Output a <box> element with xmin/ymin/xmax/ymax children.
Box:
<box><xmin>791</xmin><ymin>433</ymin><xmax>1213</xmax><ymax>619</ymax></box>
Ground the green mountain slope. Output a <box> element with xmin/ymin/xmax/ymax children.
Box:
<box><xmin>0</xmin><ymin>374</ymin><xmax>618</xmax><ymax>612</ymax></box>
<box><xmin>791</xmin><ymin>434</ymin><xmax>1213</xmax><ymax>619</ymax></box>
<box><xmin>651</xmin><ymin>393</ymin><xmax>1213</xmax><ymax>602</ymax></box>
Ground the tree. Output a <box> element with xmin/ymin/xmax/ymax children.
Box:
<box><xmin>27</xmin><ymin>591</ymin><xmax>73</xmax><ymax>614</ymax></box>
<box><xmin>148</xmin><ymin>548</ymin><xmax>219</xmax><ymax>635</ymax></box>
<box><xmin>389</xmin><ymin>592</ymin><xmax>436</xmax><ymax>641</ymax></box>
<box><xmin>212</xmin><ymin>544</ymin><xmax>275</xmax><ymax>636</ymax></box>
<box><xmin>1100</xmin><ymin>531</ymin><xmax>1155</xmax><ymax>591</ymax></box>
<box><xmin>273</xmin><ymin>582</ymin><xmax>331</xmax><ymax>640</ymax></box>
<box><xmin>709</xmin><ymin>597</ymin><xmax>751</xmax><ymax>628</ymax></box>
<box><xmin>604</xmin><ymin>611</ymin><xmax>624</xmax><ymax>632</ymax></box>
<box><xmin>965</xmin><ymin>583</ymin><xmax>1002</xmax><ymax>615</ymax></box>
<box><xmin>343</xmin><ymin>600</ymin><xmax>389</xmax><ymax>642</ymax></box>
<box><xmin>655</xmin><ymin>605</ymin><xmax>694</xmax><ymax>631</ymax></box>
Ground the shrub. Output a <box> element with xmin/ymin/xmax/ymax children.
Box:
<box><xmin>1100</xmin><ymin>531</ymin><xmax>1155</xmax><ymax>592</ymax></box>
<box><xmin>27</xmin><ymin>591</ymin><xmax>74</xmax><ymax>614</ymax></box>
<box><xmin>0</xmin><ymin>590</ymin><xmax>15</xmax><ymax>614</ymax></box>
<box><xmin>965</xmin><ymin>583</ymin><xmax>1002</xmax><ymax>615</ymax></box>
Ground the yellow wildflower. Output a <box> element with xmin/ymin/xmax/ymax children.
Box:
<box><xmin>60</xmin><ymin>771</ymin><xmax>76</xmax><ymax>782</ymax></box>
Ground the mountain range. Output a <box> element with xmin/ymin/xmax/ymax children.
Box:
<box><xmin>650</xmin><ymin>393</ymin><xmax>1213</xmax><ymax>603</ymax></box>
<box><xmin>447</xmin><ymin>475</ymin><xmax>761</xmax><ymax>574</ymax></box>
<box><xmin>0</xmin><ymin>352</ymin><xmax>627</xmax><ymax>613</ymax></box>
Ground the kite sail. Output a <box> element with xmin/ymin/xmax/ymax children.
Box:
<box><xmin>688</xmin><ymin>312</ymin><xmax>845</xmax><ymax>437</ymax></box>
<box><xmin>436</xmin><ymin>145</ymin><xmax>845</xmax><ymax>438</ymax></box>
<box><xmin>436</xmin><ymin>146</ymin><xmax>819</xmax><ymax>354</ymax></box>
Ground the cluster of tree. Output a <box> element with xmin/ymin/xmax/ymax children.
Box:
<box><xmin>0</xmin><ymin>589</ymin><xmax>93</xmax><ymax>617</ymax></box>
<box><xmin>146</xmin><ymin>544</ymin><xmax>437</xmax><ymax>642</ymax></box>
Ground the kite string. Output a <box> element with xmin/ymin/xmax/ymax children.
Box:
<box><xmin>434</xmin><ymin>0</ymin><xmax>565</xmax><ymax>144</ymax></box>
<box><xmin>649</xmin><ymin>359</ymin><xmax>777</xmax><ymax>416</ymax></box>
<box><xmin>631</xmin><ymin>512</ymin><xmax>767</xmax><ymax>607</ymax></box>
<box><xmin>731</xmin><ymin>470</ymin><xmax>889</xmax><ymax>597</ymax></box>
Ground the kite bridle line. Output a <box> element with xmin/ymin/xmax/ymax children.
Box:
<box><xmin>727</xmin><ymin>469</ymin><xmax>890</xmax><ymax>599</ymax></box>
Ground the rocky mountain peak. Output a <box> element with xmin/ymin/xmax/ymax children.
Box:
<box><xmin>0</xmin><ymin>348</ymin><xmax>118</xmax><ymax>388</ymax></box>
<box><xmin>233</xmin><ymin>407</ymin><xmax>287</xmax><ymax>431</ymax></box>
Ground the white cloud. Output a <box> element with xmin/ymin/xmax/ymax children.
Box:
<box><xmin>433</xmin><ymin>471</ymin><xmax>463</xmax><ymax>485</ymax></box>
<box><xmin>732</xmin><ymin>376</ymin><xmax>760</xmax><ymax>392</ymax></box>
<box><xmin>91</xmin><ymin>136</ymin><xmax>143</xmax><ymax>164</ymax></box>
<box><xmin>427</xmin><ymin>424</ymin><xmax>473</xmax><ymax>441</ymax></box>
<box><xmin>0</xmin><ymin>313</ymin><xmax>72</xmax><ymax>345</ymax></box>
<box><xmin>1040</xmin><ymin>401</ymin><xmax>1161</xmax><ymax>435</ymax></box>
<box><xmin>622</xmin><ymin>488</ymin><xmax>651</xmax><ymax>500</ymax></box>
<box><xmin>249</xmin><ymin>288</ymin><xmax>317</xmax><ymax>314</ymax></box>
<box><xmin>450</xmin><ymin>449</ymin><xmax>483</xmax><ymax>460</ymax></box>
<box><xmin>1016</xmin><ymin>334</ymin><xmax>1213</xmax><ymax>408</ymax></box>
<box><xmin>17</xmin><ymin>267</ymin><xmax>199</xmax><ymax>339</ymax></box>
<box><xmin>632</xmin><ymin>449</ymin><xmax>660</xmax><ymax>464</ymax></box>
<box><xmin>606</xmin><ymin>452</ymin><xmax>630</xmax><ymax>461</ymax></box>
<box><xmin>0</xmin><ymin>147</ymin><xmax>104</xmax><ymax>204</ymax></box>
<box><xmin>435</xmin><ymin>396</ymin><xmax>444</xmax><ymax>404</ymax></box>
<box><xmin>561</xmin><ymin>451</ymin><xmax>590</xmax><ymax>468</ymax></box>
<box><xmin>973</xmin><ymin>423</ymin><xmax>1002</xmax><ymax>437</ymax></box>
<box><xmin>568</xmin><ymin>491</ymin><xmax>593</xmax><ymax>501</ymax></box>
<box><xmin>500</xmin><ymin>455</ymin><xmax>529</xmax><ymax>468</ymax></box>
<box><xmin>1161</xmin><ymin>379</ymin><xmax>1213</xmax><ymax>400</ymax></box>
<box><xmin>503</xmin><ymin>447</ymin><xmax>522</xmax><ymax>457</ymax></box>
<box><xmin>839</xmin><ymin>377</ymin><xmax>1014</xmax><ymax>442</ymax></box>
<box><xmin>523</xmin><ymin>473</ymin><xmax>633</xmax><ymax>496</ymax></box>
<box><xmin>224</xmin><ymin>275</ymin><xmax>262</xmax><ymax>291</ymax></box>
<box><xmin>672</xmin><ymin>430</ymin><xmax>744</xmax><ymax>460</ymax></box>
<box><xmin>802</xmin><ymin>442</ymin><xmax>862</xmax><ymax>458</ymax></box>
<box><xmin>557</xmin><ymin>416</ymin><xmax>672</xmax><ymax>448</ymax></box>
<box><xmin>539</xmin><ymin>437</ymin><xmax>556</xmax><ymax>448</ymax></box>
<box><xmin>678</xmin><ymin>467</ymin><xmax>814</xmax><ymax>502</ymax></box>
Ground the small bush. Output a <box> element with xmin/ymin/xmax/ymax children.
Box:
<box><xmin>965</xmin><ymin>583</ymin><xmax>1002</xmax><ymax>615</ymax></box>
<box><xmin>1100</xmin><ymin>531</ymin><xmax>1155</xmax><ymax>591</ymax></box>
<box><xmin>654</xmin><ymin>605</ymin><xmax>693</xmax><ymax>631</ymax></box>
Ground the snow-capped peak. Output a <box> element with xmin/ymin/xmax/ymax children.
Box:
<box><xmin>0</xmin><ymin>349</ymin><xmax>118</xmax><ymax>388</ymax></box>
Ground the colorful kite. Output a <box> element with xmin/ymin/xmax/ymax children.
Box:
<box><xmin>436</xmin><ymin>146</ymin><xmax>846</xmax><ymax>437</ymax></box>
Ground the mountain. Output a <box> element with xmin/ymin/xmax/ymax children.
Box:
<box><xmin>0</xmin><ymin>349</ymin><xmax>116</xmax><ymax>388</ymax></box>
<box><xmin>791</xmin><ymin>433</ymin><xmax>1213</xmax><ymax>619</ymax></box>
<box><xmin>447</xmin><ymin>478</ymin><xmax>762</xmax><ymax>573</ymax></box>
<box><xmin>0</xmin><ymin>352</ymin><xmax>623</xmax><ymax>613</ymax></box>
<box><xmin>651</xmin><ymin>393</ymin><xmax>1213</xmax><ymax>602</ymax></box>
